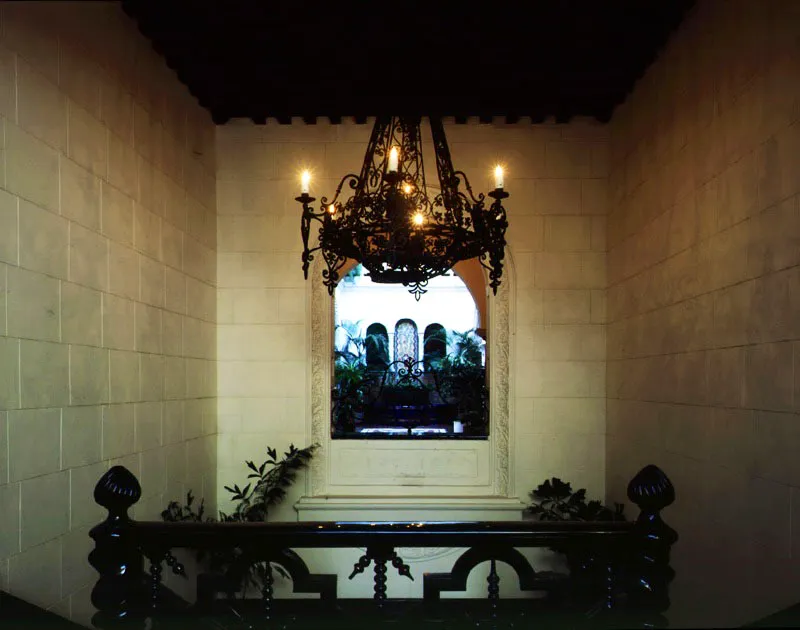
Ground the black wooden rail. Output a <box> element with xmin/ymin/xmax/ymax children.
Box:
<box><xmin>88</xmin><ymin>464</ymin><xmax>677</xmax><ymax>629</ymax></box>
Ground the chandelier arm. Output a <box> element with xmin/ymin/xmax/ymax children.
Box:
<box><xmin>478</xmin><ymin>194</ymin><xmax>509</xmax><ymax>294</ymax></box>
<box><xmin>301</xmin><ymin>244</ymin><xmax>324</xmax><ymax>279</ymax></box>
<box><xmin>320</xmin><ymin>174</ymin><xmax>361</xmax><ymax>207</ymax></box>
<box><xmin>299</xmin><ymin>195</ymin><xmax>323</xmax><ymax>279</ymax></box>
<box><xmin>320</xmin><ymin>249</ymin><xmax>349</xmax><ymax>296</ymax></box>
<box><xmin>453</xmin><ymin>170</ymin><xmax>486</xmax><ymax>205</ymax></box>
<box><xmin>464</xmin><ymin>194</ymin><xmax>486</xmax><ymax>236</ymax></box>
<box><xmin>478</xmin><ymin>252</ymin><xmax>503</xmax><ymax>295</ymax></box>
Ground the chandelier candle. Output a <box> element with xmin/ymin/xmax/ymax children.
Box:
<box><xmin>388</xmin><ymin>146</ymin><xmax>399</xmax><ymax>173</ymax></box>
<box><xmin>494</xmin><ymin>165</ymin><xmax>504</xmax><ymax>189</ymax></box>
<box><xmin>296</xmin><ymin>117</ymin><xmax>509</xmax><ymax>300</ymax></box>
<box><xmin>301</xmin><ymin>170</ymin><xmax>311</xmax><ymax>194</ymax></box>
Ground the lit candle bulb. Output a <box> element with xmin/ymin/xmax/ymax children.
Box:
<box><xmin>402</xmin><ymin>183</ymin><xmax>413</xmax><ymax>195</ymax></box>
<box><xmin>412</xmin><ymin>211</ymin><xmax>424</xmax><ymax>226</ymax></box>
<box><xmin>494</xmin><ymin>165</ymin><xmax>504</xmax><ymax>189</ymax></box>
<box><xmin>327</xmin><ymin>204</ymin><xmax>336</xmax><ymax>215</ymax></box>
<box><xmin>388</xmin><ymin>147</ymin><xmax>399</xmax><ymax>173</ymax></box>
<box><xmin>301</xmin><ymin>170</ymin><xmax>311</xmax><ymax>194</ymax></box>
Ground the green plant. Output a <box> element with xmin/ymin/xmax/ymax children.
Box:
<box><xmin>527</xmin><ymin>479</ymin><xmax>628</xmax><ymax>611</ymax></box>
<box><xmin>332</xmin><ymin>321</ymin><xmax>388</xmax><ymax>433</ymax></box>
<box><xmin>449</xmin><ymin>329</ymin><xmax>484</xmax><ymax>368</ymax></box>
<box><xmin>334</xmin><ymin>320</ymin><xmax>388</xmax><ymax>367</ymax></box>
<box><xmin>162</xmin><ymin>443</ymin><xmax>317</xmax><ymax>593</ymax></box>
<box><xmin>220</xmin><ymin>444</ymin><xmax>317</xmax><ymax>522</ymax></box>
<box><xmin>526</xmin><ymin>478</ymin><xmax>626</xmax><ymax>522</ymax></box>
<box><xmin>430</xmin><ymin>329</ymin><xmax>488</xmax><ymax>433</ymax></box>
<box><xmin>332</xmin><ymin>360</ymin><xmax>368</xmax><ymax>432</ymax></box>
<box><xmin>161</xmin><ymin>489</ymin><xmax>208</xmax><ymax>522</ymax></box>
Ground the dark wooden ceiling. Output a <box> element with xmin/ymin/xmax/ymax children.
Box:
<box><xmin>121</xmin><ymin>0</ymin><xmax>695</xmax><ymax>125</ymax></box>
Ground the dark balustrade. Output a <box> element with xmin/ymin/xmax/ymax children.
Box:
<box><xmin>88</xmin><ymin>465</ymin><xmax>677</xmax><ymax>629</ymax></box>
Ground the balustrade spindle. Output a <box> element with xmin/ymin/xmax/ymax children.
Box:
<box><xmin>374</xmin><ymin>557</ymin><xmax>388</xmax><ymax>604</ymax></box>
<box><xmin>349</xmin><ymin>553</ymin><xmax>371</xmax><ymax>580</ymax></box>
<box><xmin>262</xmin><ymin>563</ymin><xmax>275</xmax><ymax>621</ymax></box>
<box><xmin>164</xmin><ymin>551</ymin><xmax>186</xmax><ymax>577</ymax></box>
<box><xmin>390</xmin><ymin>551</ymin><xmax>413</xmax><ymax>581</ymax></box>
<box><xmin>487</xmin><ymin>559</ymin><xmax>500</xmax><ymax>618</ymax></box>
<box><xmin>148</xmin><ymin>554</ymin><xmax>165</xmax><ymax>610</ymax></box>
<box><xmin>605</xmin><ymin>562</ymin><xmax>615</xmax><ymax>611</ymax></box>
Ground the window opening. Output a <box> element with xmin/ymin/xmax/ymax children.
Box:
<box><xmin>332</xmin><ymin>264</ymin><xmax>488</xmax><ymax>439</ymax></box>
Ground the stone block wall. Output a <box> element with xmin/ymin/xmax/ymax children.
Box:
<box><xmin>215</xmin><ymin>118</ymin><xmax>608</xmax><ymax>519</ymax></box>
<box><xmin>606</xmin><ymin>0</ymin><xmax>800</xmax><ymax>625</ymax></box>
<box><xmin>0</xmin><ymin>2</ymin><xmax>217</xmax><ymax>623</ymax></box>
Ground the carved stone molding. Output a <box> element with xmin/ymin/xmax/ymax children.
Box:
<box><xmin>490</xmin><ymin>277</ymin><xmax>511</xmax><ymax>497</ymax></box>
<box><xmin>309</xmin><ymin>258</ymin><xmax>330</xmax><ymax>497</ymax></box>
<box><xmin>307</xmin><ymin>256</ymin><xmax>513</xmax><ymax>498</ymax></box>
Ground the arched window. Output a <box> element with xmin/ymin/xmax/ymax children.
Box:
<box><xmin>423</xmin><ymin>323</ymin><xmax>446</xmax><ymax>366</ymax></box>
<box><xmin>332</xmin><ymin>262</ymin><xmax>488</xmax><ymax>439</ymax></box>
<box><xmin>394</xmin><ymin>319</ymin><xmax>419</xmax><ymax>363</ymax></box>
<box><xmin>365</xmin><ymin>323</ymin><xmax>389</xmax><ymax>371</ymax></box>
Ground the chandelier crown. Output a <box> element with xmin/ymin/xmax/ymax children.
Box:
<box><xmin>297</xmin><ymin>117</ymin><xmax>509</xmax><ymax>299</ymax></box>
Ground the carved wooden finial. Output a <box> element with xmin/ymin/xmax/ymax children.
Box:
<box><xmin>627</xmin><ymin>464</ymin><xmax>675</xmax><ymax>513</ymax></box>
<box><xmin>94</xmin><ymin>465</ymin><xmax>142</xmax><ymax>516</ymax></box>
<box><xmin>89</xmin><ymin>466</ymin><xmax>146</xmax><ymax>626</ymax></box>
<box><xmin>624</xmin><ymin>465</ymin><xmax>678</xmax><ymax>626</ymax></box>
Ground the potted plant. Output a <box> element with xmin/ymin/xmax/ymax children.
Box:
<box><xmin>162</xmin><ymin>444</ymin><xmax>317</xmax><ymax>598</ymax></box>
<box><xmin>526</xmin><ymin>478</ymin><xmax>627</xmax><ymax>609</ymax></box>
<box><xmin>526</xmin><ymin>478</ymin><xmax>626</xmax><ymax>524</ymax></box>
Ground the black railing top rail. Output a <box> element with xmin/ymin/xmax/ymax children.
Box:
<box><xmin>128</xmin><ymin>519</ymin><xmax>635</xmax><ymax>550</ymax></box>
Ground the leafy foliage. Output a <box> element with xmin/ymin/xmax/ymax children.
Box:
<box><xmin>220</xmin><ymin>444</ymin><xmax>316</xmax><ymax>522</ymax></box>
<box><xmin>430</xmin><ymin>329</ymin><xmax>488</xmax><ymax>433</ymax></box>
<box><xmin>526</xmin><ymin>478</ymin><xmax>626</xmax><ymax>522</ymax></box>
<box><xmin>334</xmin><ymin>320</ymin><xmax>388</xmax><ymax>368</ymax></box>
<box><xmin>331</xmin><ymin>323</ymin><xmax>490</xmax><ymax>435</ymax></box>
<box><xmin>161</xmin><ymin>490</ymin><xmax>207</xmax><ymax>522</ymax></box>
<box><xmin>332</xmin><ymin>321</ymin><xmax>388</xmax><ymax>432</ymax></box>
<box><xmin>161</xmin><ymin>443</ymin><xmax>317</xmax><ymax>594</ymax></box>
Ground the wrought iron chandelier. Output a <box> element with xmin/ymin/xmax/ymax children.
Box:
<box><xmin>296</xmin><ymin>117</ymin><xmax>509</xmax><ymax>300</ymax></box>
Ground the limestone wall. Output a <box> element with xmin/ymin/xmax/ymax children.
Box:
<box><xmin>215</xmin><ymin>118</ymin><xmax>608</xmax><ymax>516</ymax></box>
<box><xmin>606</xmin><ymin>1</ymin><xmax>800</xmax><ymax>625</ymax></box>
<box><xmin>0</xmin><ymin>2</ymin><xmax>217</xmax><ymax>623</ymax></box>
